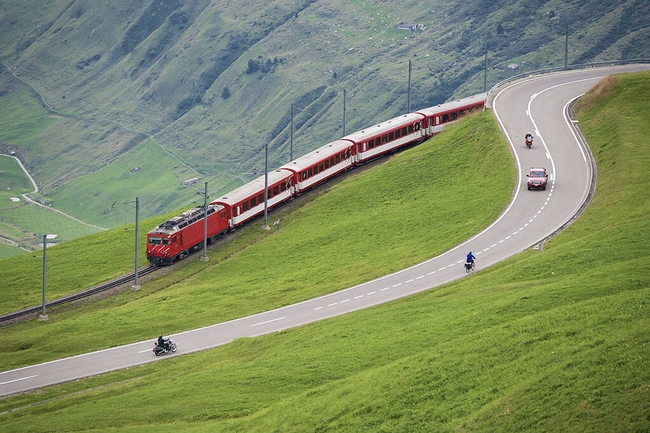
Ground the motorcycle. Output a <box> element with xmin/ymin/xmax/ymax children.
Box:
<box><xmin>464</xmin><ymin>261</ymin><xmax>475</xmax><ymax>273</ymax></box>
<box><xmin>153</xmin><ymin>339</ymin><xmax>177</xmax><ymax>356</ymax></box>
<box><xmin>525</xmin><ymin>136</ymin><xmax>533</xmax><ymax>149</ymax></box>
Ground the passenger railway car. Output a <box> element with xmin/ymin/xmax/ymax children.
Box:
<box><xmin>416</xmin><ymin>93</ymin><xmax>487</xmax><ymax>136</ymax></box>
<box><xmin>146</xmin><ymin>94</ymin><xmax>486</xmax><ymax>264</ymax></box>
<box><xmin>342</xmin><ymin>112</ymin><xmax>426</xmax><ymax>163</ymax></box>
<box><xmin>279</xmin><ymin>140</ymin><xmax>355</xmax><ymax>193</ymax></box>
<box><xmin>211</xmin><ymin>169</ymin><xmax>293</xmax><ymax>228</ymax></box>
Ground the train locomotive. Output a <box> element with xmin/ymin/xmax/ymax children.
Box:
<box><xmin>146</xmin><ymin>93</ymin><xmax>487</xmax><ymax>264</ymax></box>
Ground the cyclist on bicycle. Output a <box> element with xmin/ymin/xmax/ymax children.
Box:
<box><xmin>466</xmin><ymin>252</ymin><xmax>476</xmax><ymax>265</ymax></box>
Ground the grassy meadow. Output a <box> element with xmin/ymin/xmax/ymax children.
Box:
<box><xmin>0</xmin><ymin>70</ymin><xmax>649</xmax><ymax>432</ymax></box>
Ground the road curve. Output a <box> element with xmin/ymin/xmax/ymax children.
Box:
<box><xmin>1</xmin><ymin>64</ymin><xmax>649</xmax><ymax>397</ymax></box>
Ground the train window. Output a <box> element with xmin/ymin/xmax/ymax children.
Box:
<box><xmin>408</xmin><ymin>125</ymin><xmax>413</xmax><ymax>133</ymax></box>
<box><xmin>148</xmin><ymin>237</ymin><xmax>162</xmax><ymax>245</ymax></box>
<box><xmin>389</xmin><ymin>131</ymin><xmax>394</xmax><ymax>141</ymax></box>
<box><xmin>273</xmin><ymin>186</ymin><xmax>279</xmax><ymax>195</ymax></box>
<box><xmin>243</xmin><ymin>202</ymin><xmax>249</xmax><ymax>211</ymax></box>
<box><xmin>319</xmin><ymin>163</ymin><xmax>324</xmax><ymax>172</ymax></box>
<box><xmin>280</xmin><ymin>182</ymin><xmax>286</xmax><ymax>192</ymax></box>
<box><xmin>173</xmin><ymin>236</ymin><xmax>177</xmax><ymax>243</ymax></box>
<box><xmin>314</xmin><ymin>165</ymin><xmax>318</xmax><ymax>175</ymax></box>
<box><xmin>368</xmin><ymin>139</ymin><xmax>374</xmax><ymax>149</ymax></box>
<box><xmin>330</xmin><ymin>157</ymin><xmax>335</xmax><ymax>166</ymax></box>
<box><xmin>451</xmin><ymin>111</ymin><xmax>457</xmax><ymax>120</ymax></box>
<box><xmin>162</xmin><ymin>238</ymin><xmax>169</xmax><ymax>245</ymax></box>
<box><xmin>381</xmin><ymin>135</ymin><xmax>387</xmax><ymax>144</ymax></box>
<box><xmin>308</xmin><ymin>168</ymin><xmax>312</xmax><ymax>178</ymax></box>
<box><xmin>221</xmin><ymin>211</ymin><xmax>226</xmax><ymax>218</ymax></box>
<box><xmin>402</xmin><ymin>127</ymin><xmax>407</xmax><ymax>136</ymax></box>
<box><xmin>325</xmin><ymin>159</ymin><xmax>329</xmax><ymax>169</ymax></box>
<box><xmin>442</xmin><ymin>114</ymin><xmax>449</xmax><ymax>123</ymax></box>
<box><xmin>345</xmin><ymin>149</ymin><xmax>351</xmax><ymax>158</ymax></box>
<box><xmin>250</xmin><ymin>198</ymin><xmax>256</xmax><ymax>208</ymax></box>
<box><xmin>336</xmin><ymin>155</ymin><xmax>340</xmax><ymax>164</ymax></box>
<box><xmin>460</xmin><ymin>109</ymin><xmax>466</xmax><ymax>116</ymax></box>
<box><xmin>258</xmin><ymin>193</ymin><xmax>264</xmax><ymax>204</ymax></box>
<box><xmin>396</xmin><ymin>129</ymin><xmax>401</xmax><ymax>139</ymax></box>
<box><xmin>414</xmin><ymin>122</ymin><xmax>421</xmax><ymax>130</ymax></box>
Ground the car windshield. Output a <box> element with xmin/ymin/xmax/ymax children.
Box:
<box><xmin>530</xmin><ymin>171</ymin><xmax>545</xmax><ymax>177</ymax></box>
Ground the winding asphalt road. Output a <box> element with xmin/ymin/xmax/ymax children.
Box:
<box><xmin>1</xmin><ymin>64</ymin><xmax>648</xmax><ymax>397</ymax></box>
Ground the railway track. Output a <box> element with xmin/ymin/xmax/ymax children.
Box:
<box><xmin>0</xmin><ymin>265</ymin><xmax>158</xmax><ymax>324</ymax></box>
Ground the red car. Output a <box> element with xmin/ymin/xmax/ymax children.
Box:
<box><xmin>527</xmin><ymin>167</ymin><xmax>549</xmax><ymax>190</ymax></box>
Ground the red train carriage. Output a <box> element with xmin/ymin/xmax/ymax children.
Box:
<box><xmin>341</xmin><ymin>112</ymin><xmax>427</xmax><ymax>163</ymax></box>
<box><xmin>279</xmin><ymin>140</ymin><xmax>356</xmax><ymax>194</ymax></box>
<box><xmin>147</xmin><ymin>203</ymin><xmax>228</xmax><ymax>264</ymax></box>
<box><xmin>416</xmin><ymin>93</ymin><xmax>486</xmax><ymax>137</ymax></box>
<box><xmin>211</xmin><ymin>169</ymin><xmax>294</xmax><ymax>228</ymax></box>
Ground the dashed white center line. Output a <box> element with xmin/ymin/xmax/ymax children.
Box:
<box><xmin>0</xmin><ymin>375</ymin><xmax>38</xmax><ymax>385</ymax></box>
<box><xmin>251</xmin><ymin>317</ymin><xmax>285</xmax><ymax>327</ymax></box>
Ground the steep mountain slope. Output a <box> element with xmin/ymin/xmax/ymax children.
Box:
<box><xmin>0</xmin><ymin>0</ymin><xmax>648</xmax><ymax>230</ymax></box>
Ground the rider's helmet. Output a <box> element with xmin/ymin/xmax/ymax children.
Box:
<box><xmin>469</xmin><ymin>251</ymin><xmax>472</xmax><ymax>255</ymax></box>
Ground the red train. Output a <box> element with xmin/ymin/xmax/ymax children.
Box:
<box><xmin>146</xmin><ymin>93</ymin><xmax>487</xmax><ymax>264</ymax></box>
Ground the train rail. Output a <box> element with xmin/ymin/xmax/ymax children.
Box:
<box><xmin>0</xmin><ymin>265</ymin><xmax>158</xmax><ymax>325</ymax></box>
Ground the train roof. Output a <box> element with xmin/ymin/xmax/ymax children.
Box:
<box><xmin>279</xmin><ymin>139</ymin><xmax>353</xmax><ymax>172</ymax></box>
<box><xmin>342</xmin><ymin>112</ymin><xmax>424</xmax><ymax>142</ymax></box>
<box><xmin>212</xmin><ymin>169</ymin><xmax>293</xmax><ymax>206</ymax></box>
<box><xmin>416</xmin><ymin>93</ymin><xmax>487</xmax><ymax>116</ymax></box>
<box><xmin>150</xmin><ymin>203</ymin><xmax>224</xmax><ymax>234</ymax></box>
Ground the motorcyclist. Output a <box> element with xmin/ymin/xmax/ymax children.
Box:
<box><xmin>158</xmin><ymin>334</ymin><xmax>169</xmax><ymax>351</ymax></box>
<box><xmin>525</xmin><ymin>132</ymin><xmax>533</xmax><ymax>140</ymax></box>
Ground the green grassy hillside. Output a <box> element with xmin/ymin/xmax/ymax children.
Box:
<box><xmin>0</xmin><ymin>70</ymin><xmax>648</xmax><ymax>432</ymax></box>
<box><xmin>1</xmin><ymin>0</ymin><xmax>648</xmax><ymax>243</ymax></box>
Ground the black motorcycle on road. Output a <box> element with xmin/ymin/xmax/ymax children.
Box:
<box><xmin>153</xmin><ymin>339</ymin><xmax>177</xmax><ymax>356</ymax></box>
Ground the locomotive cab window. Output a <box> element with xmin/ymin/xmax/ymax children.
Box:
<box><xmin>162</xmin><ymin>238</ymin><xmax>169</xmax><ymax>245</ymax></box>
<box><xmin>148</xmin><ymin>237</ymin><xmax>162</xmax><ymax>245</ymax></box>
